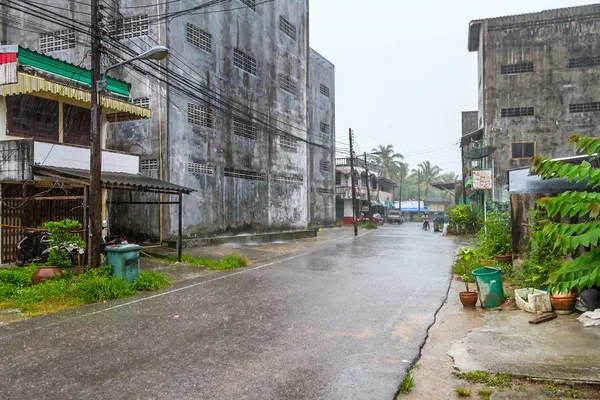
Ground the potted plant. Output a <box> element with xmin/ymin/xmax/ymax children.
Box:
<box><xmin>549</xmin><ymin>290</ymin><xmax>578</xmax><ymax>315</ymax></box>
<box><xmin>32</xmin><ymin>219</ymin><xmax>85</xmax><ymax>285</ymax></box>
<box><xmin>455</xmin><ymin>248</ymin><xmax>479</xmax><ymax>307</ymax></box>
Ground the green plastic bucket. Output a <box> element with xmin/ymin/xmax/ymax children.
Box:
<box><xmin>472</xmin><ymin>266</ymin><xmax>505</xmax><ymax>308</ymax></box>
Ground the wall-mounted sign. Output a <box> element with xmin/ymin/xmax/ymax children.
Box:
<box><xmin>0</xmin><ymin>45</ymin><xmax>18</xmax><ymax>85</ymax></box>
<box><xmin>472</xmin><ymin>169</ymin><xmax>493</xmax><ymax>190</ymax></box>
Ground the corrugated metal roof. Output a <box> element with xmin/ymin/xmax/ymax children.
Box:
<box><xmin>34</xmin><ymin>166</ymin><xmax>195</xmax><ymax>194</ymax></box>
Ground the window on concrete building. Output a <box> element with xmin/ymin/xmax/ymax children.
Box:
<box><xmin>107</xmin><ymin>14</ymin><xmax>149</xmax><ymax>40</ymax></box>
<box><xmin>568</xmin><ymin>56</ymin><xmax>600</xmax><ymax>68</ymax></box>
<box><xmin>7</xmin><ymin>95</ymin><xmax>58</xmax><ymax>140</ymax></box>
<box><xmin>335</xmin><ymin>171</ymin><xmax>341</xmax><ymax>185</ymax></box>
<box><xmin>224</xmin><ymin>167</ymin><xmax>266</xmax><ymax>181</ymax></box>
<box><xmin>279</xmin><ymin>16</ymin><xmax>296</xmax><ymax>40</ymax></box>
<box><xmin>279</xmin><ymin>74</ymin><xmax>297</xmax><ymax>95</ymax></box>
<box><xmin>141</xmin><ymin>159</ymin><xmax>158</xmax><ymax>171</ymax></box>
<box><xmin>240</xmin><ymin>0</ymin><xmax>256</xmax><ymax>11</ymax></box>
<box><xmin>501</xmin><ymin>107</ymin><xmax>534</xmax><ymax>118</ymax></box>
<box><xmin>273</xmin><ymin>173</ymin><xmax>303</xmax><ymax>184</ymax></box>
<box><xmin>320</xmin><ymin>160</ymin><xmax>331</xmax><ymax>173</ymax></box>
<box><xmin>319</xmin><ymin>122</ymin><xmax>330</xmax><ymax>134</ymax></box>
<box><xmin>233</xmin><ymin>116</ymin><xmax>258</xmax><ymax>140</ymax></box>
<box><xmin>187</xmin><ymin>162</ymin><xmax>214</xmax><ymax>175</ymax></box>
<box><xmin>317</xmin><ymin>188</ymin><xmax>334</xmax><ymax>195</ymax></box>
<box><xmin>569</xmin><ymin>102</ymin><xmax>600</xmax><ymax>113</ymax></box>
<box><xmin>188</xmin><ymin>103</ymin><xmax>213</xmax><ymax>127</ymax></box>
<box><xmin>500</xmin><ymin>62</ymin><xmax>534</xmax><ymax>75</ymax></box>
<box><xmin>39</xmin><ymin>29</ymin><xmax>75</xmax><ymax>53</ymax></box>
<box><xmin>233</xmin><ymin>48</ymin><xmax>257</xmax><ymax>75</ymax></box>
<box><xmin>133</xmin><ymin>98</ymin><xmax>150</xmax><ymax>108</ymax></box>
<box><xmin>320</xmin><ymin>84</ymin><xmax>330</xmax><ymax>97</ymax></box>
<box><xmin>279</xmin><ymin>135</ymin><xmax>298</xmax><ymax>152</ymax></box>
<box><xmin>63</xmin><ymin>104</ymin><xmax>90</xmax><ymax>146</ymax></box>
<box><xmin>186</xmin><ymin>23</ymin><xmax>212</xmax><ymax>53</ymax></box>
<box><xmin>511</xmin><ymin>142</ymin><xmax>535</xmax><ymax>159</ymax></box>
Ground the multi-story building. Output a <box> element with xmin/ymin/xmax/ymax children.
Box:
<box><xmin>0</xmin><ymin>0</ymin><xmax>335</xmax><ymax>243</ymax></box>
<box><xmin>468</xmin><ymin>4</ymin><xmax>600</xmax><ymax>200</ymax></box>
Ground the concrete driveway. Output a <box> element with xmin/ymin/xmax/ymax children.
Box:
<box><xmin>0</xmin><ymin>223</ymin><xmax>459</xmax><ymax>400</ymax></box>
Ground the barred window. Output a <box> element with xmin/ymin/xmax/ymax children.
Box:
<box><xmin>140</xmin><ymin>159</ymin><xmax>158</xmax><ymax>171</ymax></box>
<box><xmin>233</xmin><ymin>116</ymin><xmax>257</xmax><ymax>140</ymax></box>
<box><xmin>319</xmin><ymin>159</ymin><xmax>331</xmax><ymax>172</ymax></box>
<box><xmin>186</xmin><ymin>23</ymin><xmax>212</xmax><ymax>53</ymax></box>
<box><xmin>273</xmin><ymin>173</ymin><xmax>303</xmax><ymax>184</ymax></box>
<box><xmin>224</xmin><ymin>168</ymin><xmax>266</xmax><ymax>181</ymax></box>
<box><xmin>279</xmin><ymin>16</ymin><xmax>296</xmax><ymax>40</ymax></box>
<box><xmin>187</xmin><ymin>162</ymin><xmax>214</xmax><ymax>175</ymax></box>
<box><xmin>319</xmin><ymin>84</ymin><xmax>330</xmax><ymax>97</ymax></box>
<box><xmin>107</xmin><ymin>15</ymin><xmax>149</xmax><ymax>40</ymax></box>
<box><xmin>240</xmin><ymin>0</ymin><xmax>256</xmax><ymax>11</ymax></box>
<box><xmin>233</xmin><ymin>48</ymin><xmax>257</xmax><ymax>75</ymax></box>
<box><xmin>501</xmin><ymin>107</ymin><xmax>534</xmax><ymax>118</ymax></box>
<box><xmin>500</xmin><ymin>62</ymin><xmax>533</xmax><ymax>75</ymax></box>
<box><xmin>188</xmin><ymin>103</ymin><xmax>213</xmax><ymax>127</ymax></box>
<box><xmin>568</xmin><ymin>56</ymin><xmax>600</xmax><ymax>68</ymax></box>
<box><xmin>319</xmin><ymin>122</ymin><xmax>330</xmax><ymax>134</ymax></box>
<box><xmin>569</xmin><ymin>102</ymin><xmax>600</xmax><ymax>113</ymax></box>
<box><xmin>279</xmin><ymin>75</ymin><xmax>297</xmax><ymax>95</ymax></box>
<box><xmin>316</xmin><ymin>188</ymin><xmax>334</xmax><ymax>195</ymax></box>
<box><xmin>133</xmin><ymin>98</ymin><xmax>150</xmax><ymax>108</ymax></box>
<box><xmin>511</xmin><ymin>142</ymin><xmax>535</xmax><ymax>159</ymax></box>
<box><xmin>39</xmin><ymin>29</ymin><xmax>75</xmax><ymax>53</ymax></box>
<box><xmin>279</xmin><ymin>135</ymin><xmax>298</xmax><ymax>152</ymax></box>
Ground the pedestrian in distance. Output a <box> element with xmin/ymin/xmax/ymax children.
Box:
<box><xmin>422</xmin><ymin>213</ymin><xmax>430</xmax><ymax>231</ymax></box>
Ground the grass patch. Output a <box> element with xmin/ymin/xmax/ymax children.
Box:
<box><xmin>357</xmin><ymin>221</ymin><xmax>378</xmax><ymax>229</ymax></box>
<box><xmin>132</xmin><ymin>271</ymin><xmax>172</xmax><ymax>291</ymax></box>
<box><xmin>454</xmin><ymin>387</ymin><xmax>471</xmax><ymax>397</ymax></box>
<box><xmin>154</xmin><ymin>252</ymin><xmax>249</xmax><ymax>270</ymax></box>
<box><xmin>456</xmin><ymin>371</ymin><xmax>512</xmax><ymax>388</ymax></box>
<box><xmin>396</xmin><ymin>372</ymin><xmax>414</xmax><ymax>395</ymax></box>
<box><xmin>478</xmin><ymin>388</ymin><xmax>492</xmax><ymax>399</ymax></box>
<box><xmin>0</xmin><ymin>265</ymin><xmax>172</xmax><ymax>317</ymax></box>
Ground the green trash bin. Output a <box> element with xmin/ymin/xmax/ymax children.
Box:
<box><xmin>472</xmin><ymin>266</ymin><xmax>505</xmax><ymax>308</ymax></box>
<box><xmin>105</xmin><ymin>244</ymin><xmax>142</xmax><ymax>283</ymax></box>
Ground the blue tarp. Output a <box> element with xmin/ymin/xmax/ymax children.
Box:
<box><xmin>401</xmin><ymin>208</ymin><xmax>430</xmax><ymax>213</ymax></box>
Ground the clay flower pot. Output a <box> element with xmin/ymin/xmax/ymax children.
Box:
<box><xmin>32</xmin><ymin>266</ymin><xmax>62</xmax><ymax>285</ymax></box>
<box><xmin>496</xmin><ymin>254</ymin><xmax>513</xmax><ymax>264</ymax></box>
<box><xmin>459</xmin><ymin>291</ymin><xmax>479</xmax><ymax>308</ymax></box>
<box><xmin>550</xmin><ymin>292</ymin><xmax>578</xmax><ymax>315</ymax></box>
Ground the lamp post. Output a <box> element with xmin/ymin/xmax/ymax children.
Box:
<box><xmin>88</xmin><ymin>45</ymin><xmax>169</xmax><ymax>268</ymax></box>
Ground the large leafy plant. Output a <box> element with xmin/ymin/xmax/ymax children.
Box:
<box><xmin>476</xmin><ymin>211</ymin><xmax>511</xmax><ymax>257</ymax></box>
<box><xmin>42</xmin><ymin>219</ymin><xmax>85</xmax><ymax>268</ymax></box>
<box><xmin>530</xmin><ymin>134</ymin><xmax>600</xmax><ymax>292</ymax></box>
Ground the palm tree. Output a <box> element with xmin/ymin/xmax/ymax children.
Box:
<box><xmin>439</xmin><ymin>172</ymin><xmax>459</xmax><ymax>182</ymax></box>
<box><xmin>372</xmin><ymin>144</ymin><xmax>403</xmax><ymax>180</ymax></box>
<box><xmin>414</xmin><ymin>161</ymin><xmax>442</xmax><ymax>196</ymax></box>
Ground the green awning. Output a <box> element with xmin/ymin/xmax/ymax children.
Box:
<box><xmin>465</xmin><ymin>176</ymin><xmax>473</xmax><ymax>189</ymax></box>
<box><xmin>385</xmin><ymin>201</ymin><xmax>394</xmax><ymax>208</ymax></box>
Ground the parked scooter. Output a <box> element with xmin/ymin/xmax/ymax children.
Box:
<box><xmin>100</xmin><ymin>221</ymin><xmax>127</xmax><ymax>258</ymax></box>
<box><xmin>15</xmin><ymin>230</ymin><xmax>51</xmax><ymax>266</ymax></box>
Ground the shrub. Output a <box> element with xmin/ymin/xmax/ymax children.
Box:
<box><xmin>448</xmin><ymin>204</ymin><xmax>483</xmax><ymax>234</ymax></box>
<box><xmin>0</xmin><ymin>264</ymin><xmax>36</xmax><ymax>288</ymax></box>
<box><xmin>412</xmin><ymin>215</ymin><xmax>422</xmax><ymax>223</ymax></box>
<box><xmin>132</xmin><ymin>271</ymin><xmax>172</xmax><ymax>291</ymax></box>
<box><xmin>42</xmin><ymin>219</ymin><xmax>85</xmax><ymax>268</ymax></box>
<box><xmin>476</xmin><ymin>211</ymin><xmax>511</xmax><ymax>257</ymax></box>
<box><xmin>68</xmin><ymin>268</ymin><xmax>134</xmax><ymax>303</ymax></box>
<box><xmin>358</xmin><ymin>221</ymin><xmax>378</xmax><ymax>229</ymax></box>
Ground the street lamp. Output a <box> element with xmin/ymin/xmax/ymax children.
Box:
<box><xmin>88</xmin><ymin>46</ymin><xmax>170</xmax><ymax>268</ymax></box>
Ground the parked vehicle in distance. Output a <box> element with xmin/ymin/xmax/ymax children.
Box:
<box><xmin>388</xmin><ymin>210</ymin><xmax>404</xmax><ymax>224</ymax></box>
<box><xmin>372</xmin><ymin>213</ymin><xmax>384</xmax><ymax>225</ymax></box>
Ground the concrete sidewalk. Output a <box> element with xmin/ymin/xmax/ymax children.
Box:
<box><xmin>140</xmin><ymin>226</ymin><xmax>360</xmax><ymax>282</ymax></box>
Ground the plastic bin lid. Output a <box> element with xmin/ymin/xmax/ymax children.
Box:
<box><xmin>104</xmin><ymin>244</ymin><xmax>142</xmax><ymax>253</ymax></box>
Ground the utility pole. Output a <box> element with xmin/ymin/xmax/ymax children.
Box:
<box><xmin>461</xmin><ymin>147</ymin><xmax>467</xmax><ymax>205</ymax></box>
<box><xmin>363</xmin><ymin>152</ymin><xmax>371</xmax><ymax>219</ymax></box>
<box><xmin>89</xmin><ymin>0</ymin><xmax>102</xmax><ymax>268</ymax></box>
<box><xmin>417</xmin><ymin>170</ymin><xmax>421</xmax><ymax>217</ymax></box>
<box><xmin>349</xmin><ymin>129</ymin><xmax>358</xmax><ymax>237</ymax></box>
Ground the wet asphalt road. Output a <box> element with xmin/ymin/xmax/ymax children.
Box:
<box><xmin>0</xmin><ymin>223</ymin><xmax>459</xmax><ymax>400</ymax></box>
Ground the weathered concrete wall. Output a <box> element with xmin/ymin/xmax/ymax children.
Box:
<box><xmin>477</xmin><ymin>4</ymin><xmax>600</xmax><ymax>200</ymax></box>
<box><xmin>461</xmin><ymin>111</ymin><xmax>478</xmax><ymax>136</ymax></box>
<box><xmin>308</xmin><ymin>48</ymin><xmax>335</xmax><ymax>226</ymax></box>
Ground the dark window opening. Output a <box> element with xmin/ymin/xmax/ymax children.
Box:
<box><xmin>501</xmin><ymin>107</ymin><xmax>534</xmax><ymax>118</ymax></box>
<box><xmin>7</xmin><ymin>95</ymin><xmax>59</xmax><ymax>140</ymax></box>
<box><xmin>568</xmin><ymin>56</ymin><xmax>600</xmax><ymax>68</ymax></box>
<box><xmin>63</xmin><ymin>104</ymin><xmax>90</xmax><ymax>146</ymax></box>
<box><xmin>500</xmin><ymin>62</ymin><xmax>533</xmax><ymax>75</ymax></box>
<box><xmin>569</xmin><ymin>102</ymin><xmax>600</xmax><ymax>113</ymax></box>
<box><xmin>511</xmin><ymin>142</ymin><xmax>535</xmax><ymax>159</ymax></box>
<box><xmin>335</xmin><ymin>171</ymin><xmax>341</xmax><ymax>185</ymax></box>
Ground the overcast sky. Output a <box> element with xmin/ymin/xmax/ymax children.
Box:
<box><xmin>309</xmin><ymin>0</ymin><xmax>596</xmax><ymax>176</ymax></box>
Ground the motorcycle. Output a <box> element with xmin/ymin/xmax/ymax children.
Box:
<box><xmin>15</xmin><ymin>230</ymin><xmax>51</xmax><ymax>266</ymax></box>
<box><xmin>372</xmin><ymin>213</ymin><xmax>384</xmax><ymax>225</ymax></box>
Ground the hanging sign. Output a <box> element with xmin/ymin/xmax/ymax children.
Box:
<box><xmin>472</xmin><ymin>169</ymin><xmax>493</xmax><ymax>190</ymax></box>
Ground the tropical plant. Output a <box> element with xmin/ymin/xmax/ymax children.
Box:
<box><xmin>448</xmin><ymin>203</ymin><xmax>483</xmax><ymax>234</ymax></box>
<box><xmin>530</xmin><ymin>134</ymin><xmax>600</xmax><ymax>292</ymax></box>
<box><xmin>476</xmin><ymin>211</ymin><xmax>511</xmax><ymax>257</ymax></box>
<box><xmin>42</xmin><ymin>219</ymin><xmax>86</xmax><ymax>268</ymax></box>
<box><xmin>371</xmin><ymin>144</ymin><xmax>404</xmax><ymax>180</ymax></box>
<box><xmin>413</xmin><ymin>161</ymin><xmax>442</xmax><ymax>195</ymax></box>
<box><xmin>439</xmin><ymin>171</ymin><xmax>459</xmax><ymax>182</ymax></box>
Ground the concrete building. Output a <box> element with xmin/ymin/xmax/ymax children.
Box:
<box><xmin>468</xmin><ymin>4</ymin><xmax>600</xmax><ymax>200</ymax></box>
<box><xmin>0</xmin><ymin>1</ymin><xmax>335</xmax><ymax>242</ymax></box>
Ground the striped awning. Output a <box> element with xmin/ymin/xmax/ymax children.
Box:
<box><xmin>0</xmin><ymin>72</ymin><xmax>150</xmax><ymax>119</ymax></box>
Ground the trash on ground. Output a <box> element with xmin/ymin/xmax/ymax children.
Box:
<box><xmin>7</xmin><ymin>309</ymin><xmax>21</xmax><ymax>314</ymax></box>
<box><xmin>575</xmin><ymin>289</ymin><xmax>599</xmax><ymax>312</ymax></box>
<box><xmin>515</xmin><ymin>288</ymin><xmax>552</xmax><ymax>314</ymax></box>
<box><xmin>578</xmin><ymin>309</ymin><xmax>600</xmax><ymax>327</ymax></box>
